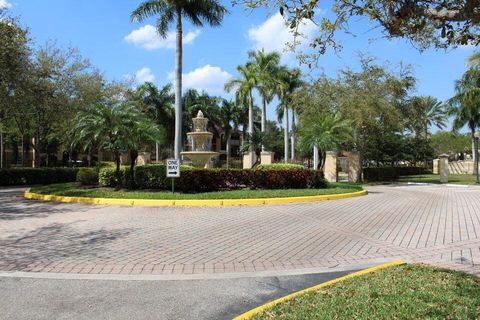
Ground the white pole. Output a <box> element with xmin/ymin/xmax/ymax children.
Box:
<box><xmin>313</xmin><ymin>144</ymin><xmax>319</xmax><ymax>170</ymax></box>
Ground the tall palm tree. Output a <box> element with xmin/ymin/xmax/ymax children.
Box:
<box><xmin>122</xmin><ymin>111</ymin><xmax>164</xmax><ymax>187</ymax></box>
<box><xmin>74</xmin><ymin>103</ymin><xmax>132</xmax><ymax>175</ymax></box>
<box><xmin>247</xmin><ymin>49</ymin><xmax>281</xmax><ymax>150</ymax></box>
<box><xmin>466</xmin><ymin>51</ymin><xmax>480</xmax><ymax>69</ymax></box>
<box><xmin>448</xmin><ymin>68</ymin><xmax>480</xmax><ymax>174</ymax></box>
<box><xmin>276</xmin><ymin>67</ymin><xmax>303</xmax><ymax>163</ymax></box>
<box><xmin>131</xmin><ymin>0</ymin><xmax>227</xmax><ymax>160</ymax></box>
<box><xmin>408</xmin><ymin>96</ymin><xmax>447</xmax><ymax>138</ymax></box>
<box><xmin>218</xmin><ymin>99</ymin><xmax>241</xmax><ymax>168</ymax></box>
<box><xmin>134</xmin><ymin>82</ymin><xmax>174</xmax><ymax>161</ymax></box>
<box><xmin>225</xmin><ymin>63</ymin><xmax>258</xmax><ymax>168</ymax></box>
<box><xmin>298</xmin><ymin>113</ymin><xmax>352</xmax><ymax>169</ymax></box>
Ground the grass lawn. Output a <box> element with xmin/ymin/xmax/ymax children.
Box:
<box><xmin>250</xmin><ymin>264</ymin><xmax>480</xmax><ymax>320</ymax></box>
<box><xmin>29</xmin><ymin>182</ymin><xmax>363</xmax><ymax>200</ymax></box>
<box><xmin>398</xmin><ymin>174</ymin><xmax>479</xmax><ymax>185</ymax></box>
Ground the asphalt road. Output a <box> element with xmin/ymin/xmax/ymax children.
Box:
<box><xmin>0</xmin><ymin>270</ymin><xmax>351</xmax><ymax>320</ymax></box>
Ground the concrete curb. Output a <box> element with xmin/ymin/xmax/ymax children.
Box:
<box><xmin>0</xmin><ymin>259</ymin><xmax>397</xmax><ymax>281</ymax></box>
<box><xmin>23</xmin><ymin>189</ymin><xmax>367</xmax><ymax>207</ymax></box>
<box><xmin>233</xmin><ymin>260</ymin><xmax>406</xmax><ymax>320</ymax></box>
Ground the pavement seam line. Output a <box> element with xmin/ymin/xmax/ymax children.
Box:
<box><xmin>233</xmin><ymin>260</ymin><xmax>406</xmax><ymax>320</ymax></box>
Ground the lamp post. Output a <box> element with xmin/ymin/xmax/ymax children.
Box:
<box><xmin>475</xmin><ymin>131</ymin><xmax>480</xmax><ymax>184</ymax></box>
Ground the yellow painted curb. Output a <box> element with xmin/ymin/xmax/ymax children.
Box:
<box><xmin>24</xmin><ymin>189</ymin><xmax>367</xmax><ymax>207</ymax></box>
<box><xmin>233</xmin><ymin>260</ymin><xmax>406</xmax><ymax>320</ymax></box>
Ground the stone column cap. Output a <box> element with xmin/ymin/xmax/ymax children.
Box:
<box><xmin>439</xmin><ymin>154</ymin><xmax>449</xmax><ymax>158</ymax></box>
<box><xmin>325</xmin><ymin>151</ymin><xmax>337</xmax><ymax>155</ymax></box>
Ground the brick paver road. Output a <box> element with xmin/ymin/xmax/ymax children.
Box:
<box><xmin>1</xmin><ymin>185</ymin><xmax>479</xmax><ymax>276</ymax></box>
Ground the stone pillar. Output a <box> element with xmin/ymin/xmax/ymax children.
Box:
<box><xmin>313</xmin><ymin>145</ymin><xmax>319</xmax><ymax>170</ymax></box>
<box><xmin>348</xmin><ymin>151</ymin><xmax>361</xmax><ymax>183</ymax></box>
<box><xmin>439</xmin><ymin>154</ymin><xmax>449</xmax><ymax>183</ymax></box>
<box><xmin>136</xmin><ymin>152</ymin><xmax>151</xmax><ymax>166</ymax></box>
<box><xmin>432</xmin><ymin>159</ymin><xmax>439</xmax><ymax>174</ymax></box>
<box><xmin>243</xmin><ymin>152</ymin><xmax>257</xmax><ymax>169</ymax></box>
<box><xmin>260</xmin><ymin>151</ymin><xmax>274</xmax><ymax>165</ymax></box>
<box><xmin>324</xmin><ymin>151</ymin><xmax>337</xmax><ymax>182</ymax></box>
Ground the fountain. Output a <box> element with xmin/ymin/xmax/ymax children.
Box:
<box><xmin>181</xmin><ymin>110</ymin><xmax>219</xmax><ymax>168</ymax></box>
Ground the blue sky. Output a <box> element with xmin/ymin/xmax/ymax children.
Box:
<box><xmin>4</xmin><ymin>0</ymin><xmax>477</xmax><ymax>128</ymax></box>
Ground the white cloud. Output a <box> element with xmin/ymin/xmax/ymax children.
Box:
<box><xmin>248</xmin><ymin>13</ymin><xmax>317</xmax><ymax>56</ymax></box>
<box><xmin>124</xmin><ymin>24</ymin><xmax>200</xmax><ymax>50</ymax></box>
<box><xmin>169</xmin><ymin>65</ymin><xmax>232</xmax><ymax>94</ymax></box>
<box><xmin>0</xmin><ymin>0</ymin><xmax>12</xmax><ymax>9</ymax></box>
<box><xmin>135</xmin><ymin>67</ymin><xmax>155</xmax><ymax>83</ymax></box>
<box><xmin>124</xmin><ymin>67</ymin><xmax>155</xmax><ymax>85</ymax></box>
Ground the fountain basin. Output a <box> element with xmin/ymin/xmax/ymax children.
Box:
<box><xmin>181</xmin><ymin>151</ymin><xmax>219</xmax><ymax>168</ymax></box>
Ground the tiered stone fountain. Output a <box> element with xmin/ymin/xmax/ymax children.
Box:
<box><xmin>181</xmin><ymin>110</ymin><xmax>219</xmax><ymax>168</ymax></box>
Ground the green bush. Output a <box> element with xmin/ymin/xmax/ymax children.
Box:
<box><xmin>76</xmin><ymin>168</ymin><xmax>98</xmax><ymax>185</ymax></box>
<box><xmin>363</xmin><ymin>166</ymin><xmax>429</xmax><ymax>182</ymax></box>
<box><xmin>98</xmin><ymin>167</ymin><xmax>125</xmax><ymax>187</ymax></box>
<box><xmin>256</xmin><ymin>163</ymin><xmax>304</xmax><ymax>170</ymax></box>
<box><xmin>0</xmin><ymin>167</ymin><xmax>79</xmax><ymax>186</ymax></box>
<box><xmin>98</xmin><ymin>165</ymin><xmax>327</xmax><ymax>192</ymax></box>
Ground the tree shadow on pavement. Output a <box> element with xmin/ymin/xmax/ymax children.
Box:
<box><xmin>0</xmin><ymin>189</ymin><xmax>102</xmax><ymax>221</ymax></box>
<box><xmin>0</xmin><ymin>222</ymin><xmax>132</xmax><ymax>271</ymax></box>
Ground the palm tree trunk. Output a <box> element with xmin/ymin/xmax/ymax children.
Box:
<box><xmin>129</xmin><ymin>149</ymin><xmax>138</xmax><ymax>188</ymax></box>
<box><xmin>291</xmin><ymin>110</ymin><xmax>296</xmax><ymax>161</ymax></box>
<box><xmin>174</xmin><ymin>9</ymin><xmax>183</xmax><ymax>160</ymax></box>
<box><xmin>261</xmin><ymin>97</ymin><xmax>266</xmax><ymax>152</ymax></box>
<box><xmin>472</xmin><ymin>128</ymin><xmax>478</xmax><ymax>176</ymax></box>
<box><xmin>248</xmin><ymin>90</ymin><xmax>254</xmax><ymax>168</ymax></box>
<box><xmin>226</xmin><ymin>132</ymin><xmax>231</xmax><ymax>169</ymax></box>
<box><xmin>0</xmin><ymin>125</ymin><xmax>3</xmax><ymax>169</ymax></box>
<box><xmin>283</xmin><ymin>105</ymin><xmax>289</xmax><ymax>164</ymax></box>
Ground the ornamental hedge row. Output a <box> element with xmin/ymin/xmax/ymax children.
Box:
<box><xmin>0</xmin><ymin>167</ymin><xmax>79</xmax><ymax>186</ymax></box>
<box><xmin>98</xmin><ymin>164</ymin><xmax>327</xmax><ymax>192</ymax></box>
<box><xmin>363</xmin><ymin>166</ymin><xmax>431</xmax><ymax>182</ymax></box>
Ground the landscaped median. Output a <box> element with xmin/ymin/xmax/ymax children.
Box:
<box><xmin>24</xmin><ymin>182</ymin><xmax>366</xmax><ymax>207</ymax></box>
<box><xmin>235</xmin><ymin>261</ymin><xmax>480</xmax><ymax>320</ymax></box>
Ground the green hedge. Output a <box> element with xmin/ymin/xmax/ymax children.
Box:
<box><xmin>0</xmin><ymin>167</ymin><xmax>79</xmax><ymax>186</ymax></box>
<box><xmin>76</xmin><ymin>168</ymin><xmax>98</xmax><ymax>186</ymax></box>
<box><xmin>256</xmin><ymin>163</ymin><xmax>304</xmax><ymax>170</ymax></box>
<box><xmin>98</xmin><ymin>165</ymin><xmax>327</xmax><ymax>192</ymax></box>
<box><xmin>363</xmin><ymin>167</ymin><xmax>431</xmax><ymax>182</ymax></box>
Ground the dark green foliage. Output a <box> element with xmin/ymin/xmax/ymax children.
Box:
<box><xmin>363</xmin><ymin>167</ymin><xmax>430</xmax><ymax>182</ymax></box>
<box><xmin>76</xmin><ymin>168</ymin><xmax>98</xmax><ymax>186</ymax></box>
<box><xmin>98</xmin><ymin>165</ymin><xmax>327</xmax><ymax>192</ymax></box>
<box><xmin>0</xmin><ymin>167</ymin><xmax>78</xmax><ymax>186</ymax></box>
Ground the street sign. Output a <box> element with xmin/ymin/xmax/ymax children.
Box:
<box><xmin>166</xmin><ymin>159</ymin><xmax>180</xmax><ymax>178</ymax></box>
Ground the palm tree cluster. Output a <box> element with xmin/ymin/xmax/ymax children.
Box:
<box><xmin>448</xmin><ymin>54</ymin><xmax>480</xmax><ymax>175</ymax></box>
<box><xmin>225</xmin><ymin>50</ymin><xmax>303</xmax><ymax>167</ymax></box>
<box><xmin>73</xmin><ymin>103</ymin><xmax>163</xmax><ymax>184</ymax></box>
<box><xmin>131</xmin><ymin>0</ymin><xmax>227</xmax><ymax>161</ymax></box>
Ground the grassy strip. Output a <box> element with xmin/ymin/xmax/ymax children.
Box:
<box><xmin>398</xmin><ymin>174</ymin><xmax>478</xmax><ymax>185</ymax></box>
<box><xmin>250</xmin><ymin>264</ymin><xmax>480</xmax><ymax>320</ymax></box>
<box><xmin>30</xmin><ymin>182</ymin><xmax>363</xmax><ymax>200</ymax></box>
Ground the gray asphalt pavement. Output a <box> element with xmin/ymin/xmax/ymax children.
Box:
<box><xmin>0</xmin><ymin>270</ymin><xmax>352</xmax><ymax>320</ymax></box>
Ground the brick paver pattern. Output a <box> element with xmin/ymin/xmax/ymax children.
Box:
<box><xmin>1</xmin><ymin>185</ymin><xmax>479</xmax><ymax>276</ymax></box>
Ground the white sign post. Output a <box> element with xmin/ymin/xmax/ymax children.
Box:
<box><xmin>166</xmin><ymin>159</ymin><xmax>180</xmax><ymax>193</ymax></box>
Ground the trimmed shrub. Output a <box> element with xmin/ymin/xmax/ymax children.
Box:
<box><xmin>98</xmin><ymin>167</ymin><xmax>125</xmax><ymax>187</ymax></box>
<box><xmin>363</xmin><ymin>166</ymin><xmax>429</xmax><ymax>182</ymax></box>
<box><xmin>0</xmin><ymin>167</ymin><xmax>79</xmax><ymax>186</ymax></box>
<box><xmin>76</xmin><ymin>168</ymin><xmax>98</xmax><ymax>186</ymax></box>
<box><xmin>307</xmin><ymin>171</ymin><xmax>328</xmax><ymax>189</ymax></box>
<box><xmin>256</xmin><ymin>163</ymin><xmax>304</xmax><ymax>170</ymax></box>
<box><xmin>97</xmin><ymin>165</ymin><xmax>328</xmax><ymax>192</ymax></box>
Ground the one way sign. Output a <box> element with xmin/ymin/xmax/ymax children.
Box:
<box><xmin>166</xmin><ymin>159</ymin><xmax>180</xmax><ymax>178</ymax></box>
